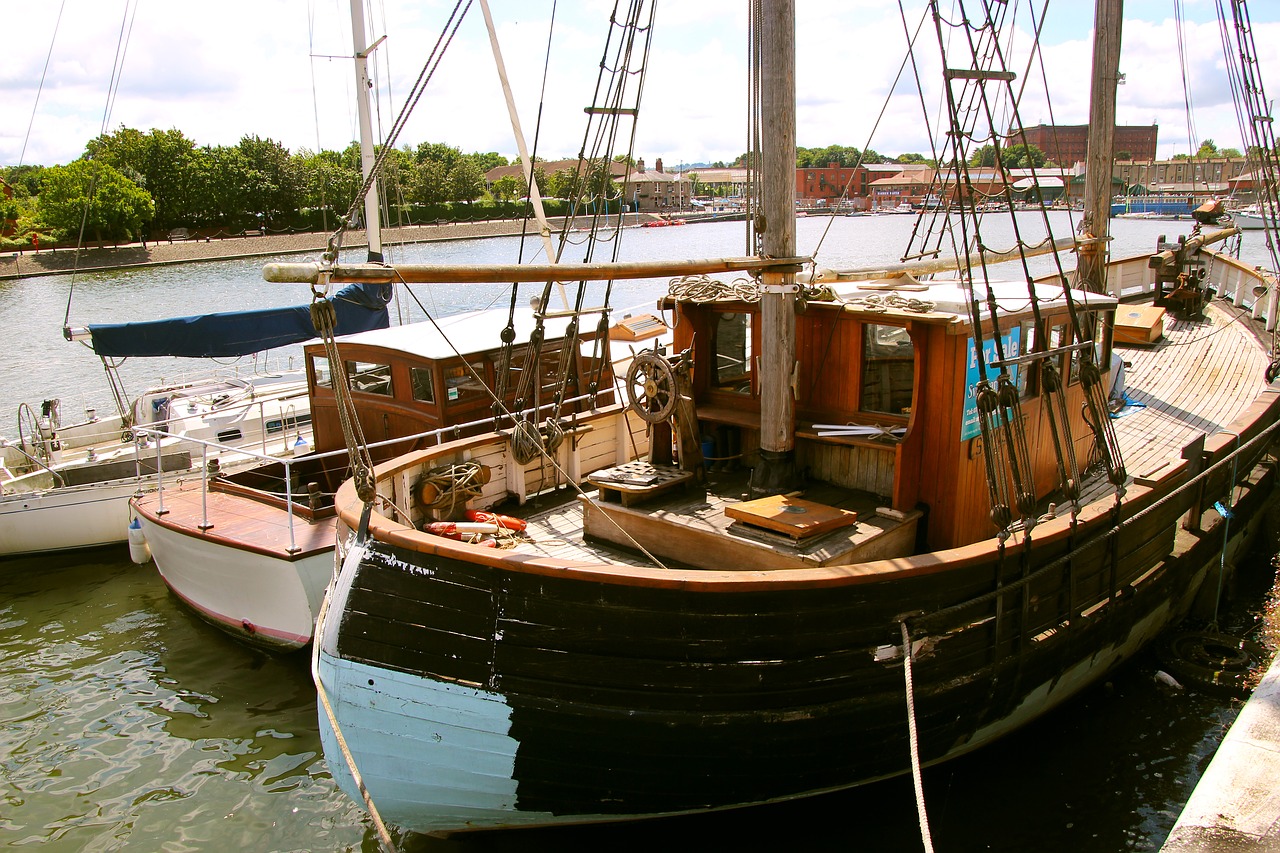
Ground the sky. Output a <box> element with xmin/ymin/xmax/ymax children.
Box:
<box><xmin>4</xmin><ymin>0</ymin><xmax>1279</xmax><ymax>171</ymax></box>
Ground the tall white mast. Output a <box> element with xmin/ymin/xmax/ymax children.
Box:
<box><xmin>349</xmin><ymin>0</ymin><xmax>383</xmax><ymax>262</ymax></box>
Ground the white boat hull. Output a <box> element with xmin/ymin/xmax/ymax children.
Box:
<box><xmin>138</xmin><ymin>513</ymin><xmax>331</xmax><ymax>650</ymax></box>
<box><xmin>0</xmin><ymin>480</ymin><xmax>141</xmax><ymax>556</ymax></box>
<box><xmin>1232</xmin><ymin>211</ymin><xmax>1273</xmax><ymax>230</ymax></box>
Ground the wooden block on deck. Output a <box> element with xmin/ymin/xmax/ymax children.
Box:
<box><xmin>609</xmin><ymin>313</ymin><xmax>668</xmax><ymax>341</ymax></box>
<box><xmin>724</xmin><ymin>494</ymin><xmax>857</xmax><ymax>540</ymax></box>
<box><xmin>1114</xmin><ymin>305</ymin><xmax>1165</xmax><ymax>345</ymax></box>
<box><xmin>588</xmin><ymin>461</ymin><xmax>694</xmax><ymax>507</ymax></box>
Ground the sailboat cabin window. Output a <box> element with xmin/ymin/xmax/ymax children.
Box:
<box><xmin>347</xmin><ymin>361</ymin><xmax>392</xmax><ymax>396</ymax></box>
<box><xmin>860</xmin><ymin>323</ymin><xmax>915</xmax><ymax>415</ymax></box>
<box><xmin>712</xmin><ymin>311</ymin><xmax>753</xmax><ymax>395</ymax></box>
<box><xmin>444</xmin><ymin>362</ymin><xmax>487</xmax><ymax>403</ymax></box>
<box><xmin>311</xmin><ymin>356</ymin><xmax>332</xmax><ymax>389</ymax></box>
<box><xmin>410</xmin><ymin>367</ymin><xmax>435</xmax><ymax>403</ymax></box>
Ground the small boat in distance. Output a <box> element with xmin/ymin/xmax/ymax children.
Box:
<box><xmin>1230</xmin><ymin>207</ymin><xmax>1276</xmax><ymax>230</ymax></box>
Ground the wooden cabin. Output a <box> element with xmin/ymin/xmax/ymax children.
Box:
<box><xmin>666</xmin><ymin>279</ymin><xmax>1118</xmax><ymax>550</ymax></box>
<box><xmin>305</xmin><ymin>307</ymin><xmax>616</xmax><ymax>460</ymax></box>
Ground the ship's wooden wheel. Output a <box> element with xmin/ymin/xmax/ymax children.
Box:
<box><xmin>625</xmin><ymin>353</ymin><xmax>678</xmax><ymax>424</ymax></box>
<box><xmin>16</xmin><ymin>402</ymin><xmax>49</xmax><ymax>467</ymax></box>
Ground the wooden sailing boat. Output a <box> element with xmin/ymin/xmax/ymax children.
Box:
<box><xmin>301</xmin><ymin>0</ymin><xmax>1280</xmax><ymax>837</ymax></box>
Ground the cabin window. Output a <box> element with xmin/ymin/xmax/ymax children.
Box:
<box><xmin>445</xmin><ymin>361</ymin><xmax>487</xmax><ymax>403</ymax></box>
<box><xmin>860</xmin><ymin>323</ymin><xmax>915</xmax><ymax>415</ymax></box>
<box><xmin>712</xmin><ymin>311</ymin><xmax>753</xmax><ymax>394</ymax></box>
<box><xmin>1069</xmin><ymin>313</ymin><xmax>1098</xmax><ymax>384</ymax></box>
<box><xmin>347</xmin><ymin>361</ymin><xmax>392</xmax><ymax>396</ymax></box>
<box><xmin>1048</xmin><ymin>324</ymin><xmax>1070</xmax><ymax>383</ymax></box>
<box><xmin>410</xmin><ymin>367</ymin><xmax>435</xmax><ymax>403</ymax></box>
<box><xmin>311</xmin><ymin>356</ymin><xmax>332</xmax><ymax>389</ymax></box>
<box><xmin>1017</xmin><ymin>319</ymin><xmax>1039</xmax><ymax>399</ymax></box>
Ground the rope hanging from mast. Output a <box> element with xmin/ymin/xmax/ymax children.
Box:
<box><xmin>922</xmin><ymin>0</ymin><xmax>1129</xmax><ymax>534</ymax></box>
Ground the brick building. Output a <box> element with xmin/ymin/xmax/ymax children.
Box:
<box><xmin>796</xmin><ymin>162</ymin><xmax>869</xmax><ymax>205</ymax></box>
<box><xmin>1017</xmin><ymin>124</ymin><xmax>1158</xmax><ymax>166</ymax></box>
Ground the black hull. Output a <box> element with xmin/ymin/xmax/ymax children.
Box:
<box><xmin>323</xmin><ymin>457</ymin><xmax>1275</xmax><ymax>826</ymax></box>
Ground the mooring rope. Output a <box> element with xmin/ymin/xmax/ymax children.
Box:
<box><xmin>900</xmin><ymin>621</ymin><xmax>936</xmax><ymax>853</ymax></box>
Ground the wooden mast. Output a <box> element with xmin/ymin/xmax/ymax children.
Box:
<box><xmin>1078</xmin><ymin>0</ymin><xmax>1123</xmax><ymax>296</ymax></box>
<box><xmin>750</xmin><ymin>0</ymin><xmax>799</xmax><ymax>496</ymax></box>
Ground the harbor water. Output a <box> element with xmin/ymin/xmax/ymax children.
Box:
<box><xmin>1</xmin><ymin>214</ymin><xmax>1277</xmax><ymax>851</ymax></box>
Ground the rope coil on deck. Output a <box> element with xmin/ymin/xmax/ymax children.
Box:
<box><xmin>668</xmin><ymin>274</ymin><xmax>761</xmax><ymax>303</ymax></box>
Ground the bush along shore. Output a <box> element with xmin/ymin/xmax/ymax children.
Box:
<box><xmin>0</xmin><ymin>220</ymin><xmax>553</xmax><ymax>280</ymax></box>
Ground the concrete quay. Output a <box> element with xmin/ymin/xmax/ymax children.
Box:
<box><xmin>0</xmin><ymin>220</ymin><xmax>533</xmax><ymax>281</ymax></box>
<box><xmin>1162</xmin><ymin>651</ymin><xmax>1280</xmax><ymax>851</ymax></box>
<box><xmin>0</xmin><ymin>210</ymin><xmax>747</xmax><ymax>281</ymax></box>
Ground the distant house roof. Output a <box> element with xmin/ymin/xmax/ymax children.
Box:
<box><xmin>869</xmin><ymin>170</ymin><xmax>937</xmax><ymax>188</ymax></box>
<box><xmin>691</xmin><ymin>168</ymin><xmax>747</xmax><ymax>183</ymax></box>
<box><xmin>1012</xmin><ymin>176</ymin><xmax>1064</xmax><ymax>190</ymax></box>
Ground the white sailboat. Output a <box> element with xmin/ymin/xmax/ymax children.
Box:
<box><xmin>0</xmin><ymin>370</ymin><xmax>313</xmax><ymax>557</ymax></box>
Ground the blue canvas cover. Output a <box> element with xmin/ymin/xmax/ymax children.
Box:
<box><xmin>87</xmin><ymin>283</ymin><xmax>392</xmax><ymax>358</ymax></box>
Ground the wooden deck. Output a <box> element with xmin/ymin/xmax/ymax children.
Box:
<box><xmin>1098</xmin><ymin>300</ymin><xmax>1272</xmax><ymax>497</ymax></box>
<box><xmin>133</xmin><ymin>481</ymin><xmax>335</xmax><ymax>560</ymax></box>
<box><xmin>507</xmin><ymin>297</ymin><xmax>1273</xmax><ymax>566</ymax></box>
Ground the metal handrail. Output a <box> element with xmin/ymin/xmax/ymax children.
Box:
<box><xmin>134</xmin><ymin>386</ymin><xmax>616</xmax><ymax>546</ymax></box>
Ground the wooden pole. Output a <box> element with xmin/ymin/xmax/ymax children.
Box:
<box><xmin>1079</xmin><ymin>0</ymin><xmax>1123</xmax><ymax>296</ymax></box>
<box><xmin>263</xmin><ymin>255</ymin><xmax>810</xmax><ymax>285</ymax></box>
<box><xmin>750</xmin><ymin>0</ymin><xmax>799</xmax><ymax>496</ymax></box>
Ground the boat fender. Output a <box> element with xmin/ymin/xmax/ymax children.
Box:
<box><xmin>1158</xmin><ymin>631</ymin><xmax>1266</xmax><ymax>698</ymax></box>
<box><xmin>464</xmin><ymin>509</ymin><xmax>527</xmax><ymax>532</ymax></box>
<box><xmin>424</xmin><ymin>521</ymin><xmax>501</xmax><ymax>538</ymax></box>
<box><xmin>127</xmin><ymin>517</ymin><xmax>151</xmax><ymax>565</ymax></box>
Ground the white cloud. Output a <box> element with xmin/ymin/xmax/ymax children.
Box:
<box><xmin>3</xmin><ymin>1</ymin><xmax>1278</xmax><ymax>168</ymax></box>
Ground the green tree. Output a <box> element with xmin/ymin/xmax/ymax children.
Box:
<box><xmin>1</xmin><ymin>164</ymin><xmax>47</xmax><ymax>195</ymax></box>
<box><xmin>295</xmin><ymin>147</ymin><xmax>361</xmax><ymax>229</ymax></box>
<box><xmin>491</xmin><ymin>174</ymin><xmax>523</xmax><ymax>202</ymax></box>
<box><xmin>87</xmin><ymin>127</ymin><xmax>201</xmax><ymax>231</ymax></box>
<box><xmin>37</xmin><ymin>159</ymin><xmax>154</xmax><ymax>241</ymax></box>
<box><xmin>465</xmin><ymin>151</ymin><xmax>509</xmax><ymax>173</ymax></box>
<box><xmin>968</xmin><ymin>143</ymin><xmax>1048</xmax><ymax>169</ymax></box>
<box><xmin>409</xmin><ymin>159</ymin><xmax>451</xmax><ymax>205</ymax></box>
<box><xmin>235</xmin><ymin>135</ymin><xmax>303</xmax><ymax>228</ymax></box>
<box><xmin>451</xmin><ymin>159</ymin><xmax>485</xmax><ymax>203</ymax></box>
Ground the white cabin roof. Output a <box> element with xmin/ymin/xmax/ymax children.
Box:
<box><xmin>828</xmin><ymin>278</ymin><xmax>1118</xmax><ymax>321</ymax></box>
<box><xmin>325</xmin><ymin>306</ymin><xmax>580</xmax><ymax>362</ymax></box>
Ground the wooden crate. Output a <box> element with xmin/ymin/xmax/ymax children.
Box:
<box><xmin>724</xmin><ymin>494</ymin><xmax>858</xmax><ymax>540</ymax></box>
<box><xmin>1114</xmin><ymin>305</ymin><xmax>1165</xmax><ymax>345</ymax></box>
